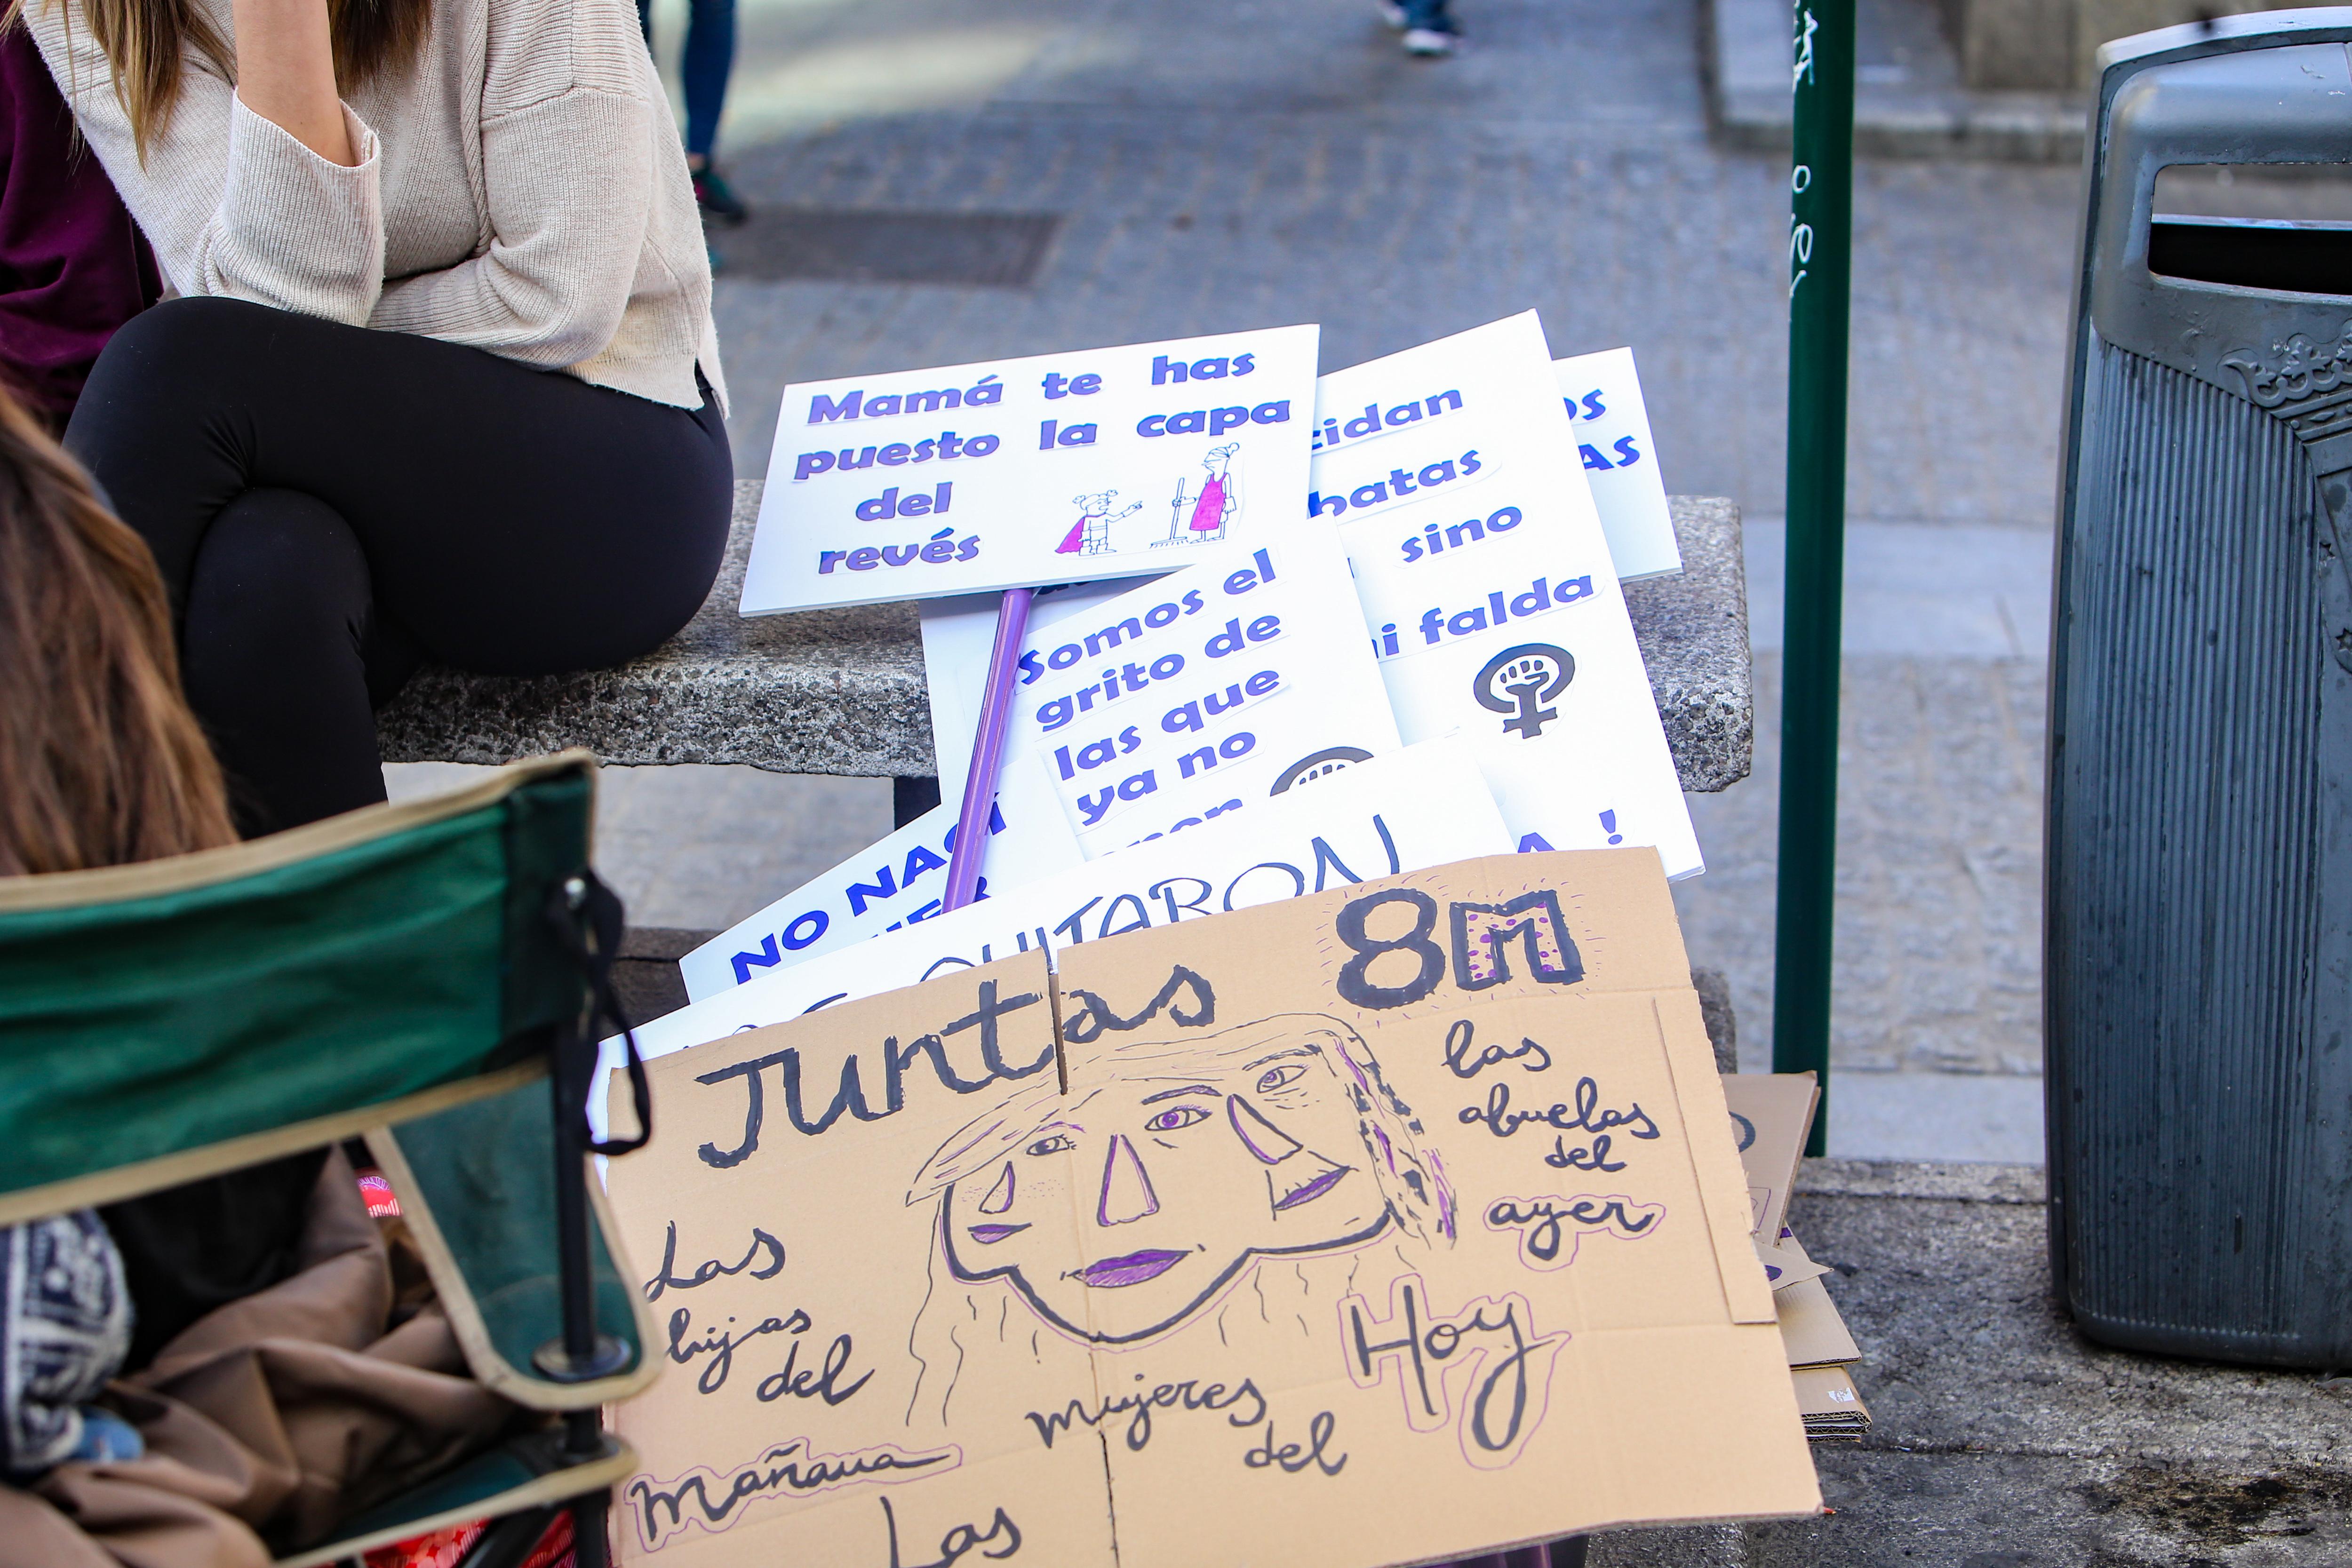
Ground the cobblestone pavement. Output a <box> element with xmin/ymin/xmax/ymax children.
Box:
<box><xmin>399</xmin><ymin>0</ymin><xmax>2092</xmax><ymax>1158</ymax></box>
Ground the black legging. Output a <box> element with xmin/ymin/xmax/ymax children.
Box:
<box><xmin>66</xmin><ymin>297</ymin><xmax>733</xmax><ymax>835</ymax></box>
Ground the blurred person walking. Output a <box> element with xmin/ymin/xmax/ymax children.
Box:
<box><xmin>640</xmin><ymin>0</ymin><xmax>749</xmax><ymax>223</ymax></box>
<box><xmin>1378</xmin><ymin>0</ymin><xmax>1458</xmax><ymax>56</ymax></box>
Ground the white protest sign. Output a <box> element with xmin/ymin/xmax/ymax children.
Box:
<box><xmin>678</xmin><ymin>754</ymin><xmax>1083</xmax><ymax>1003</ymax></box>
<box><xmin>1312</xmin><ymin>312</ymin><xmax>1703</xmax><ymax>878</ymax></box>
<box><xmin>998</xmin><ymin>523</ymin><xmax>1401</xmax><ymax>853</ymax></box>
<box><xmin>1557</xmin><ymin>346</ymin><xmax>1681</xmax><ymax>581</ymax></box>
<box><xmin>593</xmin><ymin>743</ymin><xmax>1511</xmax><ymax>1135</ymax></box>
<box><xmin>743</xmin><ymin>326</ymin><xmax>1321</xmax><ymax>613</ymax></box>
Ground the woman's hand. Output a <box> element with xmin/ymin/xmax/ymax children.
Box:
<box><xmin>231</xmin><ymin>0</ymin><xmax>356</xmax><ymax>166</ymax></box>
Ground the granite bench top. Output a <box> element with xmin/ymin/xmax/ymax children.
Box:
<box><xmin>378</xmin><ymin>483</ymin><xmax>1754</xmax><ymax>792</ymax></box>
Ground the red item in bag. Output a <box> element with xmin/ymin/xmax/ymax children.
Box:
<box><xmin>362</xmin><ymin>1522</ymin><xmax>482</xmax><ymax>1568</ymax></box>
<box><xmin>366</xmin><ymin>1505</ymin><xmax>575</xmax><ymax>1568</ymax></box>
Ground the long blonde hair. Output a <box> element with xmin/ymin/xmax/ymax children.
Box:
<box><xmin>0</xmin><ymin>383</ymin><xmax>235</xmax><ymax>873</ymax></box>
<box><xmin>11</xmin><ymin>0</ymin><xmax>432</xmax><ymax>156</ymax></box>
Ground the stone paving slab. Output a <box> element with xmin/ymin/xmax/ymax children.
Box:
<box><xmin>1764</xmin><ymin>1447</ymin><xmax>2352</xmax><ymax>1567</ymax></box>
<box><xmin>1792</xmin><ymin>1172</ymin><xmax>2340</xmax><ymax>1471</ymax></box>
<box><xmin>1742</xmin><ymin>519</ymin><xmax>2053</xmax><ymax>661</ymax></box>
<box><xmin>1579</xmin><ymin>1160</ymin><xmax>2352</xmax><ymax>1566</ymax></box>
<box><xmin>1730</xmin><ymin>1160</ymin><xmax>2352</xmax><ymax>1567</ymax></box>
<box><xmin>377</xmin><ymin>483</ymin><xmax>1754</xmax><ymax>791</ymax></box>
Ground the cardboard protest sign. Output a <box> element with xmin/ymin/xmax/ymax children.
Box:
<box><xmin>605</xmin><ymin>951</ymin><xmax>1115</xmax><ymax>1567</ymax></box>
<box><xmin>598</xmin><ymin>745</ymin><xmax>1514</xmax><ymax>1129</ymax></box>
<box><xmin>1555</xmin><ymin>348</ymin><xmax>1681</xmax><ymax>581</ymax></box>
<box><xmin>603</xmin><ymin>850</ymin><xmax>1819</xmax><ymax>1567</ymax></box>
<box><xmin>679</xmin><ymin>764</ymin><xmax>1083</xmax><ymax>1003</ymax></box>
<box><xmin>1720</xmin><ymin>1074</ymin><xmax>1818</xmax><ymax>1242</ymax></box>
<box><xmin>1311</xmin><ymin>312</ymin><xmax>1703</xmax><ymax>879</ymax></box>
<box><xmin>743</xmin><ymin>327</ymin><xmax>1321</xmax><ymax>613</ymax></box>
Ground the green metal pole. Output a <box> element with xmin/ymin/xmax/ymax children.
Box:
<box><xmin>1771</xmin><ymin>0</ymin><xmax>1853</xmax><ymax>1157</ymax></box>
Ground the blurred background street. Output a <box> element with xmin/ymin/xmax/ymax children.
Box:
<box><xmin>395</xmin><ymin>0</ymin><xmax>2085</xmax><ymax>1162</ymax></box>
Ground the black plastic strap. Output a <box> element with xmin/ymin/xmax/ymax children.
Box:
<box><xmin>543</xmin><ymin>870</ymin><xmax>653</xmax><ymax>1157</ymax></box>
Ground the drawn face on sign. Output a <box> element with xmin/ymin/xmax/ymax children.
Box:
<box><xmin>912</xmin><ymin>1016</ymin><xmax>1452</xmax><ymax>1345</ymax></box>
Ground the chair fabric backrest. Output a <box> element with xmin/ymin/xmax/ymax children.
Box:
<box><xmin>370</xmin><ymin>1080</ymin><xmax>655</xmax><ymax>1409</ymax></box>
<box><xmin>0</xmin><ymin>754</ymin><xmax>597</xmax><ymax>1223</ymax></box>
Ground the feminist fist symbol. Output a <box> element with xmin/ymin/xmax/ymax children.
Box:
<box><xmin>1472</xmin><ymin>643</ymin><xmax>1575</xmax><ymax>740</ymax></box>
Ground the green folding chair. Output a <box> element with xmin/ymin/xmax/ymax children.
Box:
<box><xmin>0</xmin><ymin>752</ymin><xmax>661</xmax><ymax>1568</ymax></box>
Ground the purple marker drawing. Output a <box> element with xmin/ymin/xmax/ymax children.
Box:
<box><xmin>911</xmin><ymin>1014</ymin><xmax>1456</xmax><ymax>1348</ymax></box>
<box><xmin>1076</xmin><ymin>1250</ymin><xmax>1187</xmax><ymax>1288</ymax></box>
<box><xmin>941</xmin><ymin>586</ymin><xmax>1035</xmax><ymax>913</ymax></box>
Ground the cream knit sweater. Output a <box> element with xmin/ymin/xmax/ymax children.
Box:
<box><xmin>28</xmin><ymin>0</ymin><xmax>725</xmax><ymax>411</ymax></box>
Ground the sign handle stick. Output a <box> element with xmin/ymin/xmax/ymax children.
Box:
<box><xmin>941</xmin><ymin>587</ymin><xmax>1036</xmax><ymax>914</ymax></box>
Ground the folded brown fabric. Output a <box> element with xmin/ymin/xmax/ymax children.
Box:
<box><xmin>0</xmin><ymin>1479</ymin><xmax>152</xmax><ymax>1568</ymax></box>
<box><xmin>20</xmin><ymin>1386</ymin><xmax>279</xmax><ymax>1568</ymax></box>
<box><xmin>4</xmin><ymin>1149</ymin><xmax>518</xmax><ymax>1566</ymax></box>
<box><xmin>137</xmin><ymin>1324</ymin><xmax>507</xmax><ymax>1547</ymax></box>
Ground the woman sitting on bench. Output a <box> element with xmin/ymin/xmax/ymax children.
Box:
<box><xmin>21</xmin><ymin>0</ymin><xmax>732</xmax><ymax>835</ymax></box>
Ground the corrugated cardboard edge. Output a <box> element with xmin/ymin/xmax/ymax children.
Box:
<box><xmin>1790</xmin><ymin>1364</ymin><xmax>1869</xmax><ymax>1420</ymax></box>
<box><xmin>1773</xmin><ymin>1274</ymin><xmax>1862</xmax><ymax>1369</ymax></box>
<box><xmin>1655</xmin><ymin>994</ymin><xmax>1778</xmax><ymax>1326</ymax></box>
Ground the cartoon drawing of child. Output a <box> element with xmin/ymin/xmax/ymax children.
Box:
<box><xmin>908</xmin><ymin>1015</ymin><xmax>1453</xmax><ymax>1353</ymax></box>
<box><xmin>1057</xmin><ymin>490</ymin><xmax>1142</xmax><ymax>555</ymax></box>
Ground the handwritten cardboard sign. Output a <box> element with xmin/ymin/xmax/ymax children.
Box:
<box><xmin>743</xmin><ymin>327</ymin><xmax>1321</xmax><ymax>613</ymax></box>
<box><xmin>1555</xmin><ymin>347</ymin><xmax>1680</xmax><ymax>582</ymax></box>
<box><xmin>1720</xmin><ymin>1074</ymin><xmax>1818</xmax><ymax>1243</ymax></box>
<box><xmin>604</xmin><ymin>850</ymin><xmax>1819</xmax><ymax>1567</ymax></box>
<box><xmin>1310</xmin><ymin>312</ymin><xmax>1702</xmax><ymax>878</ymax></box>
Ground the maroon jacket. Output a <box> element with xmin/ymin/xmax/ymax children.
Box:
<box><xmin>0</xmin><ymin>24</ymin><xmax>159</xmax><ymax>427</ymax></box>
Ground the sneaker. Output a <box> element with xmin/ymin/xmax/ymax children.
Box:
<box><xmin>1402</xmin><ymin>25</ymin><xmax>1454</xmax><ymax>55</ymax></box>
<box><xmin>693</xmin><ymin>166</ymin><xmax>750</xmax><ymax>225</ymax></box>
<box><xmin>1376</xmin><ymin>0</ymin><xmax>1408</xmax><ymax>27</ymax></box>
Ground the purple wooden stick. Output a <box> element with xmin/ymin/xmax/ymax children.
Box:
<box><xmin>941</xmin><ymin>586</ymin><xmax>1035</xmax><ymax>913</ymax></box>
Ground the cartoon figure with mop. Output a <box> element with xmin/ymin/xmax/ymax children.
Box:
<box><xmin>1153</xmin><ymin>443</ymin><xmax>1241</xmax><ymax>549</ymax></box>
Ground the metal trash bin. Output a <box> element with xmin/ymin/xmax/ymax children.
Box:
<box><xmin>2049</xmin><ymin>8</ymin><xmax>2352</xmax><ymax>1368</ymax></box>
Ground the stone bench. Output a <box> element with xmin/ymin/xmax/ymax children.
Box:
<box><xmin>378</xmin><ymin>482</ymin><xmax>1755</xmax><ymax>794</ymax></box>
